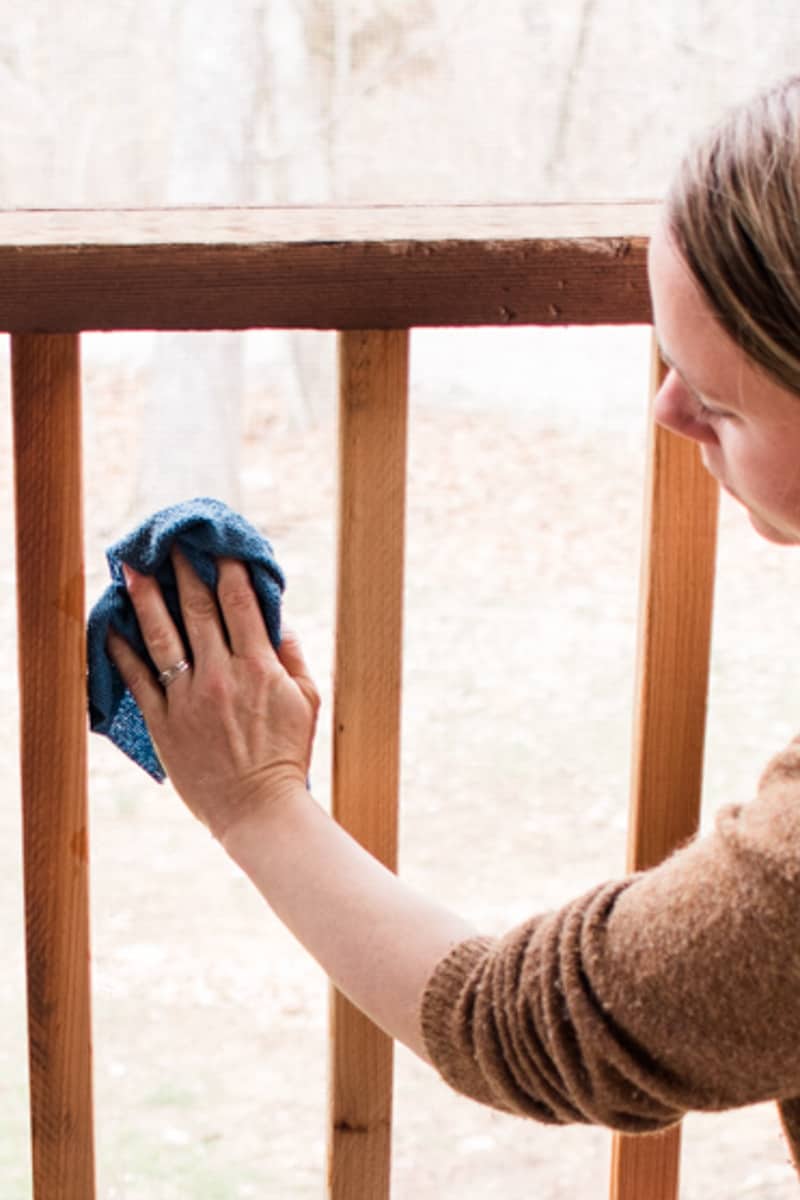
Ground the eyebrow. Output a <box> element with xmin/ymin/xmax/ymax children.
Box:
<box><xmin>655</xmin><ymin>343</ymin><xmax>726</xmax><ymax>403</ymax></box>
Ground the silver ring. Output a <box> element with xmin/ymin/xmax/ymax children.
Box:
<box><xmin>157</xmin><ymin>658</ymin><xmax>191</xmax><ymax>688</ymax></box>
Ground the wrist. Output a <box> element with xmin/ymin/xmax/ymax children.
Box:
<box><xmin>218</xmin><ymin>777</ymin><xmax>314</xmax><ymax>872</ymax></box>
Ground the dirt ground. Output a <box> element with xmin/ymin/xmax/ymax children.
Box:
<box><xmin>3</xmin><ymin>328</ymin><xmax>800</xmax><ymax>1198</ymax></box>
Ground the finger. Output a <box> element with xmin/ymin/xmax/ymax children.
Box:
<box><xmin>216</xmin><ymin>557</ymin><xmax>271</xmax><ymax>659</ymax></box>
<box><xmin>277</xmin><ymin>627</ymin><xmax>319</xmax><ymax>707</ymax></box>
<box><xmin>122</xmin><ymin>563</ymin><xmax>188</xmax><ymax>677</ymax></box>
<box><xmin>107</xmin><ymin>628</ymin><xmax>166</xmax><ymax>722</ymax></box>
<box><xmin>172</xmin><ymin>548</ymin><xmax>229</xmax><ymax>665</ymax></box>
<box><xmin>276</xmin><ymin>626</ymin><xmax>308</xmax><ymax>679</ymax></box>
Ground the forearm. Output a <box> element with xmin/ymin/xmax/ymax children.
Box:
<box><xmin>110</xmin><ymin>562</ymin><xmax>473</xmax><ymax>1057</ymax></box>
<box><xmin>220</xmin><ymin>784</ymin><xmax>476</xmax><ymax>1060</ymax></box>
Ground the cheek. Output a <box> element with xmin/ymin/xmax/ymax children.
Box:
<box><xmin>765</xmin><ymin>451</ymin><xmax>800</xmax><ymax>513</ymax></box>
<box><xmin>717</xmin><ymin>426</ymin><xmax>800</xmax><ymax>509</ymax></box>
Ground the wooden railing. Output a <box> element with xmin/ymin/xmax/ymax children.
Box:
<box><xmin>3</xmin><ymin>204</ymin><xmax>718</xmax><ymax>1200</ymax></box>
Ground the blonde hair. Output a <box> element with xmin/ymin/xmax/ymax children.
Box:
<box><xmin>666</xmin><ymin>76</ymin><xmax>800</xmax><ymax>396</ymax></box>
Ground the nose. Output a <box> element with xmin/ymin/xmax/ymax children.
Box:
<box><xmin>652</xmin><ymin>370</ymin><xmax>718</xmax><ymax>445</ymax></box>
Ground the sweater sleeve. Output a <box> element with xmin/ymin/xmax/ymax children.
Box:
<box><xmin>420</xmin><ymin>735</ymin><xmax>800</xmax><ymax>1134</ymax></box>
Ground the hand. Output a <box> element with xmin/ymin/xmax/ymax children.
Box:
<box><xmin>107</xmin><ymin>549</ymin><xmax>320</xmax><ymax>841</ymax></box>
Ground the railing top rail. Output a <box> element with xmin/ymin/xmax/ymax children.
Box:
<box><xmin>0</xmin><ymin>202</ymin><xmax>658</xmax><ymax>245</ymax></box>
<box><xmin>0</xmin><ymin>202</ymin><xmax>657</xmax><ymax>332</ymax></box>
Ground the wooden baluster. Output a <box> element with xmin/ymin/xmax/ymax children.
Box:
<box><xmin>328</xmin><ymin>330</ymin><xmax>410</xmax><ymax>1200</ymax></box>
<box><xmin>609</xmin><ymin>339</ymin><xmax>719</xmax><ymax>1200</ymax></box>
<box><xmin>11</xmin><ymin>334</ymin><xmax>95</xmax><ymax>1200</ymax></box>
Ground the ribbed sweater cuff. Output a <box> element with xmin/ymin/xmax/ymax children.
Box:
<box><xmin>420</xmin><ymin>935</ymin><xmax>498</xmax><ymax>1104</ymax></box>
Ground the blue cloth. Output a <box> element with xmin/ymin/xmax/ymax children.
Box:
<box><xmin>87</xmin><ymin>497</ymin><xmax>285</xmax><ymax>782</ymax></box>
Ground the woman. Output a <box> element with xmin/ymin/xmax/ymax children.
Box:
<box><xmin>108</xmin><ymin>76</ymin><xmax>800</xmax><ymax>1172</ymax></box>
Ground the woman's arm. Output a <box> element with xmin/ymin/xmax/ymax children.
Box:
<box><xmin>110</xmin><ymin>549</ymin><xmax>800</xmax><ymax>1149</ymax></box>
<box><xmin>221</xmin><ymin>787</ymin><xmax>475</xmax><ymax>1060</ymax></box>
<box><xmin>108</xmin><ymin>550</ymin><xmax>475</xmax><ymax>1059</ymax></box>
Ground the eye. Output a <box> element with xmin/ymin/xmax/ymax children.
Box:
<box><xmin>693</xmin><ymin>393</ymin><xmax>731</xmax><ymax>422</ymax></box>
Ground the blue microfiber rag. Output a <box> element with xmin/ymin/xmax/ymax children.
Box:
<box><xmin>87</xmin><ymin>497</ymin><xmax>285</xmax><ymax>782</ymax></box>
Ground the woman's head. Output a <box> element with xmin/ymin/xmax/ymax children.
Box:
<box><xmin>665</xmin><ymin>75</ymin><xmax>800</xmax><ymax>397</ymax></box>
<box><xmin>650</xmin><ymin>76</ymin><xmax>800</xmax><ymax>545</ymax></box>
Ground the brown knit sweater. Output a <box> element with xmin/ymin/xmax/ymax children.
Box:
<box><xmin>420</xmin><ymin>734</ymin><xmax>800</xmax><ymax>1175</ymax></box>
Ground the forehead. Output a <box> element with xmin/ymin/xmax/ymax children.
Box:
<box><xmin>648</xmin><ymin>224</ymin><xmax>717</xmax><ymax>349</ymax></box>
<box><xmin>648</xmin><ymin>223</ymin><xmax>746</xmax><ymax>390</ymax></box>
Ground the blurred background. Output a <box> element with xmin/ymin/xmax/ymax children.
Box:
<box><xmin>2</xmin><ymin>3</ymin><xmax>800</xmax><ymax>1197</ymax></box>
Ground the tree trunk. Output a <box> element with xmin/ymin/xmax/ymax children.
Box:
<box><xmin>134</xmin><ymin>0</ymin><xmax>264</xmax><ymax>515</ymax></box>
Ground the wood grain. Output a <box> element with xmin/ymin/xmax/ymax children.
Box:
<box><xmin>0</xmin><ymin>202</ymin><xmax>658</xmax><ymax>244</ymax></box>
<box><xmin>328</xmin><ymin>331</ymin><xmax>409</xmax><ymax>1200</ymax></box>
<box><xmin>610</xmin><ymin>1125</ymin><xmax>683</xmax><ymax>1200</ymax></box>
<box><xmin>0</xmin><ymin>203</ymin><xmax>655</xmax><ymax>331</ymax></box>
<box><xmin>609</xmin><ymin>341</ymin><xmax>719</xmax><ymax>1200</ymax></box>
<box><xmin>11</xmin><ymin>334</ymin><xmax>95</xmax><ymax>1200</ymax></box>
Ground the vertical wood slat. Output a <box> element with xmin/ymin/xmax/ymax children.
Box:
<box><xmin>609</xmin><ymin>340</ymin><xmax>719</xmax><ymax>1200</ymax></box>
<box><xmin>328</xmin><ymin>330</ymin><xmax>410</xmax><ymax>1200</ymax></box>
<box><xmin>11</xmin><ymin>334</ymin><xmax>95</xmax><ymax>1200</ymax></box>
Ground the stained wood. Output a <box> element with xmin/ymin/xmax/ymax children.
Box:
<box><xmin>609</xmin><ymin>342</ymin><xmax>719</xmax><ymax>1200</ymax></box>
<box><xmin>328</xmin><ymin>330</ymin><xmax>409</xmax><ymax>1200</ymax></box>
<box><xmin>0</xmin><ymin>202</ymin><xmax>658</xmax><ymax>244</ymax></box>
<box><xmin>0</xmin><ymin>203</ymin><xmax>655</xmax><ymax>331</ymax></box>
<box><xmin>11</xmin><ymin>334</ymin><xmax>95</xmax><ymax>1200</ymax></box>
<box><xmin>610</xmin><ymin>1125</ymin><xmax>682</xmax><ymax>1200</ymax></box>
